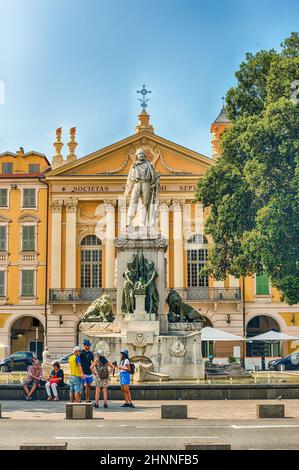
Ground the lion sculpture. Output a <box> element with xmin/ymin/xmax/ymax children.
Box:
<box><xmin>166</xmin><ymin>289</ymin><xmax>204</xmax><ymax>323</ymax></box>
<box><xmin>81</xmin><ymin>294</ymin><xmax>114</xmax><ymax>323</ymax></box>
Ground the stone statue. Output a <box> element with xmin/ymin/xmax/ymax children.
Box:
<box><xmin>166</xmin><ymin>289</ymin><xmax>204</xmax><ymax>323</ymax></box>
<box><xmin>124</xmin><ymin>148</ymin><xmax>160</xmax><ymax>228</ymax></box>
<box><xmin>121</xmin><ymin>262</ymin><xmax>137</xmax><ymax>313</ymax></box>
<box><xmin>121</xmin><ymin>253</ymin><xmax>159</xmax><ymax>314</ymax></box>
<box><xmin>145</xmin><ymin>260</ymin><xmax>159</xmax><ymax>314</ymax></box>
<box><xmin>81</xmin><ymin>294</ymin><xmax>114</xmax><ymax>322</ymax></box>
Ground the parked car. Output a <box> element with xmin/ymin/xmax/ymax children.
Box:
<box><xmin>0</xmin><ymin>351</ymin><xmax>36</xmax><ymax>372</ymax></box>
<box><xmin>268</xmin><ymin>351</ymin><xmax>299</xmax><ymax>371</ymax></box>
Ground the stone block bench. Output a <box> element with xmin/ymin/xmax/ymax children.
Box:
<box><xmin>20</xmin><ymin>442</ymin><xmax>67</xmax><ymax>450</ymax></box>
<box><xmin>185</xmin><ymin>443</ymin><xmax>231</xmax><ymax>450</ymax></box>
<box><xmin>161</xmin><ymin>404</ymin><xmax>188</xmax><ymax>419</ymax></box>
<box><xmin>257</xmin><ymin>404</ymin><xmax>285</xmax><ymax>418</ymax></box>
<box><xmin>66</xmin><ymin>402</ymin><xmax>93</xmax><ymax>419</ymax></box>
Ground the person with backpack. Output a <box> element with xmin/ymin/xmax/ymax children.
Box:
<box><xmin>117</xmin><ymin>348</ymin><xmax>135</xmax><ymax>408</ymax></box>
<box><xmin>90</xmin><ymin>350</ymin><xmax>114</xmax><ymax>408</ymax></box>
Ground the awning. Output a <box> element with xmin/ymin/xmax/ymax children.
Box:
<box><xmin>200</xmin><ymin>326</ymin><xmax>245</xmax><ymax>341</ymax></box>
<box><xmin>246</xmin><ymin>330</ymin><xmax>299</xmax><ymax>342</ymax></box>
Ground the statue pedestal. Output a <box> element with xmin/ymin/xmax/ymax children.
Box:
<box><xmin>114</xmin><ymin>235</ymin><xmax>168</xmax><ymax>333</ymax></box>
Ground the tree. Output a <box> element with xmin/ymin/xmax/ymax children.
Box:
<box><xmin>196</xmin><ymin>33</ymin><xmax>299</xmax><ymax>305</ymax></box>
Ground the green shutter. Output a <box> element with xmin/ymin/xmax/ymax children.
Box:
<box><xmin>0</xmin><ymin>226</ymin><xmax>6</xmax><ymax>251</ymax></box>
<box><xmin>0</xmin><ymin>271</ymin><xmax>5</xmax><ymax>296</ymax></box>
<box><xmin>22</xmin><ymin>270</ymin><xmax>34</xmax><ymax>296</ymax></box>
<box><xmin>23</xmin><ymin>189</ymin><xmax>36</xmax><ymax>208</ymax></box>
<box><xmin>256</xmin><ymin>273</ymin><xmax>270</xmax><ymax>295</ymax></box>
<box><xmin>22</xmin><ymin>226</ymin><xmax>35</xmax><ymax>251</ymax></box>
<box><xmin>0</xmin><ymin>189</ymin><xmax>7</xmax><ymax>207</ymax></box>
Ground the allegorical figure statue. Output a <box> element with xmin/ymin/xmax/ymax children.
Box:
<box><xmin>124</xmin><ymin>148</ymin><xmax>160</xmax><ymax>228</ymax></box>
<box><xmin>121</xmin><ymin>254</ymin><xmax>159</xmax><ymax>315</ymax></box>
<box><xmin>121</xmin><ymin>262</ymin><xmax>137</xmax><ymax>314</ymax></box>
<box><xmin>145</xmin><ymin>260</ymin><xmax>159</xmax><ymax>314</ymax></box>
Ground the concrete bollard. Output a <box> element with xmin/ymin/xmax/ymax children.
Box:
<box><xmin>185</xmin><ymin>443</ymin><xmax>231</xmax><ymax>450</ymax></box>
<box><xmin>161</xmin><ymin>405</ymin><xmax>188</xmax><ymax>419</ymax></box>
<box><xmin>66</xmin><ymin>403</ymin><xmax>93</xmax><ymax>420</ymax></box>
<box><xmin>20</xmin><ymin>442</ymin><xmax>67</xmax><ymax>450</ymax></box>
<box><xmin>257</xmin><ymin>404</ymin><xmax>285</xmax><ymax>418</ymax></box>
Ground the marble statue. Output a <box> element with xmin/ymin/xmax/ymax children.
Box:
<box><xmin>124</xmin><ymin>148</ymin><xmax>160</xmax><ymax>228</ymax></box>
<box><xmin>121</xmin><ymin>253</ymin><xmax>159</xmax><ymax>314</ymax></box>
<box><xmin>166</xmin><ymin>289</ymin><xmax>204</xmax><ymax>323</ymax></box>
<box><xmin>81</xmin><ymin>294</ymin><xmax>115</xmax><ymax>322</ymax></box>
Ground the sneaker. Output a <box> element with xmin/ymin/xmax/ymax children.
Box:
<box><xmin>104</xmin><ymin>403</ymin><xmax>108</xmax><ymax>409</ymax></box>
<box><xmin>25</xmin><ymin>396</ymin><xmax>32</xmax><ymax>401</ymax></box>
<box><xmin>129</xmin><ymin>403</ymin><xmax>135</xmax><ymax>408</ymax></box>
<box><xmin>93</xmin><ymin>403</ymin><xmax>99</xmax><ymax>408</ymax></box>
<box><xmin>53</xmin><ymin>397</ymin><xmax>59</xmax><ymax>401</ymax></box>
<box><xmin>121</xmin><ymin>403</ymin><xmax>130</xmax><ymax>407</ymax></box>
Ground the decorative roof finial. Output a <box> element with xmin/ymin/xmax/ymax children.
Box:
<box><xmin>137</xmin><ymin>84</ymin><xmax>152</xmax><ymax>111</ymax></box>
<box><xmin>67</xmin><ymin>127</ymin><xmax>78</xmax><ymax>162</ymax></box>
<box><xmin>221</xmin><ymin>96</ymin><xmax>225</xmax><ymax>108</ymax></box>
<box><xmin>52</xmin><ymin>126</ymin><xmax>64</xmax><ymax>168</ymax></box>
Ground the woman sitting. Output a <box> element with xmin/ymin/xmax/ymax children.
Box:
<box><xmin>90</xmin><ymin>350</ymin><xmax>114</xmax><ymax>408</ymax></box>
<box><xmin>45</xmin><ymin>361</ymin><xmax>65</xmax><ymax>401</ymax></box>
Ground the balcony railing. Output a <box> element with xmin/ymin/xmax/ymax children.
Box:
<box><xmin>49</xmin><ymin>288</ymin><xmax>117</xmax><ymax>303</ymax></box>
<box><xmin>186</xmin><ymin>287</ymin><xmax>241</xmax><ymax>301</ymax></box>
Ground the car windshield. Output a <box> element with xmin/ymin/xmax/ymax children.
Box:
<box><xmin>10</xmin><ymin>352</ymin><xmax>26</xmax><ymax>359</ymax></box>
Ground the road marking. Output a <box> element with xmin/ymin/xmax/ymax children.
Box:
<box><xmin>55</xmin><ymin>436</ymin><xmax>220</xmax><ymax>440</ymax></box>
<box><xmin>231</xmin><ymin>425</ymin><xmax>299</xmax><ymax>429</ymax></box>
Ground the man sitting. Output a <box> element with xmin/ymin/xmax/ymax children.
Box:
<box><xmin>23</xmin><ymin>358</ymin><xmax>43</xmax><ymax>401</ymax></box>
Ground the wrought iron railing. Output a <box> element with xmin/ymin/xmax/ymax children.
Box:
<box><xmin>186</xmin><ymin>287</ymin><xmax>241</xmax><ymax>301</ymax></box>
<box><xmin>49</xmin><ymin>288</ymin><xmax>117</xmax><ymax>303</ymax></box>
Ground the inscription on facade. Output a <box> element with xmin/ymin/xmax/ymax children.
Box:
<box><xmin>53</xmin><ymin>184</ymin><xmax>196</xmax><ymax>193</ymax></box>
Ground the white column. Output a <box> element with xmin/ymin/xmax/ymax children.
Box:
<box><xmin>50</xmin><ymin>199</ymin><xmax>63</xmax><ymax>289</ymax></box>
<box><xmin>104</xmin><ymin>201</ymin><xmax>115</xmax><ymax>288</ymax></box>
<box><xmin>159</xmin><ymin>200</ymin><xmax>170</xmax><ymax>287</ymax></box>
<box><xmin>65</xmin><ymin>198</ymin><xmax>78</xmax><ymax>289</ymax></box>
<box><xmin>118</xmin><ymin>197</ymin><xmax>127</xmax><ymax>235</ymax></box>
<box><xmin>172</xmin><ymin>200</ymin><xmax>184</xmax><ymax>289</ymax></box>
<box><xmin>229</xmin><ymin>275</ymin><xmax>240</xmax><ymax>288</ymax></box>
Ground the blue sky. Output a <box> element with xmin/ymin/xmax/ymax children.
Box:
<box><xmin>0</xmin><ymin>0</ymin><xmax>298</xmax><ymax>160</ymax></box>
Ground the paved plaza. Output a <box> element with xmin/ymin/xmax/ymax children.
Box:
<box><xmin>1</xmin><ymin>400</ymin><xmax>299</xmax><ymax>450</ymax></box>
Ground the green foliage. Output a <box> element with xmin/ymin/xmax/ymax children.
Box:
<box><xmin>196</xmin><ymin>33</ymin><xmax>299</xmax><ymax>305</ymax></box>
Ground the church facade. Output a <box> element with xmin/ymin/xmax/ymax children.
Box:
<box><xmin>0</xmin><ymin>108</ymin><xmax>298</xmax><ymax>365</ymax></box>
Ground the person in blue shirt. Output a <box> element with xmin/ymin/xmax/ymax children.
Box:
<box><xmin>80</xmin><ymin>339</ymin><xmax>94</xmax><ymax>403</ymax></box>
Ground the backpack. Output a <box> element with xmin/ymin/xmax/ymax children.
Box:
<box><xmin>97</xmin><ymin>361</ymin><xmax>109</xmax><ymax>380</ymax></box>
<box><xmin>129</xmin><ymin>361</ymin><xmax>135</xmax><ymax>375</ymax></box>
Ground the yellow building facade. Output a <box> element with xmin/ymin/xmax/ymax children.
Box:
<box><xmin>0</xmin><ymin>109</ymin><xmax>298</xmax><ymax>366</ymax></box>
<box><xmin>0</xmin><ymin>148</ymin><xmax>50</xmax><ymax>360</ymax></box>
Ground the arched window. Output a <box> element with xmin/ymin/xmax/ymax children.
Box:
<box><xmin>80</xmin><ymin>235</ymin><xmax>102</xmax><ymax>288</ymax></box>
<box><xmin>186</xmin><ymin>233</ymin><xmax>209</xmax><ymax>288</ymax></box>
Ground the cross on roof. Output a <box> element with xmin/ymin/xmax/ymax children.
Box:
<box><xmin>137</xmin><ymin>85</ymin><xmax>152</xmax><ymax>111</ymax></box>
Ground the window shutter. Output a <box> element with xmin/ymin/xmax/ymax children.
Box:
<box><xmin>23</xmin><ymin>189</ymin><xmax>36</xmax><ymax>208</ymax></box>
<box><xmin>0</xmin><ymin>226</ymin><xmax>6</xmax><ymax>251</ymax></box>
<box><xmin>0</xmin><ymin>189</ymin><xmax>7</xmax><ymax>207</ymax></box>
<box><xmin>0</xmin><ymin>271</ymin><xmax>5</xmax><ymax>296</ymax></box>
<box><xmin>22</xmin><ymin>270</ymin><xmax>34</xmax><ymax>296</ymax></box>
<box><xmin>256</xmin><ymin>273</ymin><xmax>270</xmax><ymax>295</ymax></box>
<box><xmin>22</xmin><ymin>226</ymin><xmax>35</xmax><ymax>251</ymax></box>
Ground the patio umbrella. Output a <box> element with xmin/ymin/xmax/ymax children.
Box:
<box><xmin>246</xmin><ymin>330</ymin><xmax>299</xmax><ymax>357</ymax></box>
<box><xmin>246</xmin><ymin>330</ymin><xmax>299</xmax><ymax>342</ymax></box>
<box><xmin>200</xmin><ymin>327</ymin><xmax>245</xmax><ymax>358</ymax></box>
<box><xmin>201</xmin><ymin>326</ymin><xmax>245</xmax><ymax>341</ymax></box>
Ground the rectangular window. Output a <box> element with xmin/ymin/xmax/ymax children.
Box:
<box><xmin>22</xmin><ymin>225</ymin><xmax>35</xmax><ymax>251</ymax></box>
<box><xmin>23</xmin><ymin>188</ymin><xmax>36</xmax><ymax>208</ymax></box>
<box><xmin>0</xmin><ymin>226</ymin><xmax>7</xmax><ymax>251</ymax></box>
<box><xmin>21</xmin><ymin>270</ymin><xmax>34</xmax><ymax>297</ymax></box>
<box><xmin>256</xmin><ymin>273</ymin><xmax>270</xmax><ymax>295</ymax></box>
<box><xmin>2</xmin><ymin>162</ymin><xmax>13</xmax><ymax>174</ymax></box>
<box><xmin>0</xmin><ymin>271</ymin><xmax>5</xmax><ymax>296</ymax></box>
<box><xmin>0</xmin><ymin>189</ymin><xmax>8</xmax><ymax>207</ymax></box>
<box><xmin>28</xmin><ymin>164</ymin><xmax>40</xmax><ymax>174</ymax></box>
